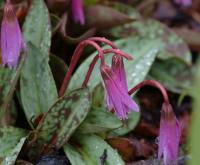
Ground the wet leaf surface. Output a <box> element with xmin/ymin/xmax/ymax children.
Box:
<box><xmin>0</xmin><ymin>127</ymin><xmax>27</xmax><ymax>165</ymax></box>
<box><xmin>77</xmin><ymin>107</ymin><xmax>122</xmax><ymax>134</ymax></box>
<box><xmin>20</xmin><ymin>43</ymin><xmax>57</xmax><ymax>126</ymax></box>
<box><xmin>27</xmin><ymin>88</ymin><xmax>91</xmax><ymax>160</ymax></box>
<box><xmin>64</xmin><ymin>144</ymin><xmax>87</xmax><ymax>165</ymax></box>
<box><xmin>70</xmin><ymin>134</ymin><xmax>125</xmax><ymax>165</ymax></box>
<box><xmin>149</xmin><ymin>58</ymin><xmax>194</xmax><ymax>93</ymax></box>
<box><xmin>109</xmin><ymin>19</ymin><xmax>192</xmax><ymax>64</ymax></box>
<box><xmin>0</xmin><ymin>53</ymin><xmax>26</xmax><ymax>125</ymax></box>
<box><xmin>23</xmin><ymin>0</ymin><xmax>51</xmax><ymax>56</ymax></box>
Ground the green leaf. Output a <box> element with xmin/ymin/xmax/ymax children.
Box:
<box><xmin>189</xmin><ymin>61</ymin><xmax>200</xmax><ymax>165</ymax></box>
<box><xmin>0</xmin><ymin>53</ymin><xmax>26</xmax><ymax>126</ymax></box>
<box><xmin>149</xmin><ymin>58</ymin><xmax>193</xmax><ymax>93</ymax></box>
<box><xmin>69</xmin><ymin>37</ymin><xmax>159</xmax><ymax>92</ymax></box>
<box><xmin>110</xmin><ymin>110</ymin><xmax>140</xmax><ymax>136</ymax></box>
<box><xmin>0</xmin><ymin>69</ymin><xmax>15</xmax><ymax>107</ymax></box>
<box><xmin>20</xmin><ymin>43</ymin><xmax>57</xmax><ymax>125</ymax></box>
<box><xmin>109</xmin><ymin>19</ymin><xmax>192</xmax><ymax>64</ymax></box>
<box><xmin>77</xmin><ymin>107</ymin><xmax>122</xmax><ymax>134</ymax></box>
<box><xmin>23</xmin><ymin>0</ymin><xmax>51</xmax><ymax>56</ymax></box>
<box><xmin>85</xmin><ymin>5</ymin><xmax>134</xmax><ymax>30</ymax></box>
<box><xmin>73</xmin><ymin>134</ymin><xmax>125</xmax><ymax>165</ymax></box>
<box><xmin>0</xmin><ymin>127</ymin><xmax>27</xmax><ymax>165</ymax></box>
<box><xmin>63</xmin><ymin>144</ymin><xmax>87</xmax><ymax>165</ymax></box>
<box><xmin>108</xmin><ymin>2</ymin><xmax>140</xmax><ymax>20</ymax></box>
<box><xmin>84</xmin><ymin>0</ymin><xmax>97</xmax><ymax>6</ymax></box>
<box><xmin>91</xmin><ymin>83</ymin><xmax>105</xmax><ymax>107</ymax></box>
<box><xmin>0</xmin><ymin>1</ymin><xmax>4</xmax><ymax>7</ymax></box>
<box><xmin>54</xmin><ymin>88</ymin><xmax>91</xmax><ymax>148</ymax></box>
<box><xmin>32</xmin><ymin>88</ymin><xmax>91</xmax><ymax>157</ymax></box>
<box><xmin>49</xmin><ymin>54</ymin><xmax>68</xmax><ymax>89</ymax></box>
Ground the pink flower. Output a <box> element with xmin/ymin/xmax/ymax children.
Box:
<box><xmin>158</xmin><ymin>103</ymin><xmax>181</xmax><ymax>165</ymax></box>
<box><xmin>1</xmin><ymin>0</ymin><xmax>25</xmax><ymax>68</ymax></box>
<box><xmin>71</xmin><ymin>0</ymin><xmax>85</xmax><ymax>25</ymax></box>
<box><xmin>174</xmin><ymin>0</ymin><xmax>192</xmax><ymax>7</ymax></box>
<box><xmin>112</xmin><ymin>55</ymin><xmax>128</xmax><ymax>90</ymax></box>
<box><xmin>100</xmin><ymin>62</ymin><xmax>139</xmax><ymax>120</ymax></box>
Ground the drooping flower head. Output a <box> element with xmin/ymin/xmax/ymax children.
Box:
<box><xmin>1</xmin><ymin>0</ymin><xmax>25</xmax><ymax>68</ymax></box>
<box><xmin>100</xmin><ymin>62</ymin><xmax>139</xmax><ymax>120</ymax></box>
<box><xmin>71</xmin><ymin>0</ymin><xmax>85</xmax><ymax>25</ymax></box>
<box><xmin>158</xmin><ymin>103</ymin><xmax>181</xmax><ymax>165</ymax></box>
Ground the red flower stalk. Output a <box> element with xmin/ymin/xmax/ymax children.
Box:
<box><xmin>59</xmin><ymin>37</ymin><xmax>132</xmax><ymax>97</ymax></box>
<box><xmin>82</xmin><ymin>48</ymin><xmax>132</xmax><ymax>87</ymax></box>
<box><xmin>82</xmin><ymin>47</ymin><xmax>136</xmax><ymax>119</ymax></box>
<box><xmin>59</xmin><ymin>39</ymin><xmax>103</xmax><ymax>96</ymax></box>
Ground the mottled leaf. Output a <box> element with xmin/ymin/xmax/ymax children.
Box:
<box><xmin>54</xmin><ymin>88</ymin><xmax>91</xmax><ymax>148</ymax></box>
<box><xmin>29</xmin><ymin>88</ymin><xmax>90</xmax><ymax>159</ymax></box>
<box><xmin>0</xmin><ymin>53</ymin><xmax>26</xmax><ymax>125</ymax></box>
<box><xmin>73</xmin><ymin>134</ymin><xmax>125</xmax><ymax>165</ymax></box>
<box><xmin>149</xmin><ymin>58</ymin><xmax>193</xmax><ymax>93</ymax></box>
<box><xmin>77</xmin><ymin>107</ymin><xmax>122</xmax><ymax>134</ymax></box>
<box><xmin>0</xmin><ymin>69</ymin><xmax>15</xmax><ymax>108</ymax></box>
<box><xmin>23</xmin><ymin>0</ymin><xmax>51</xmax><ymax>56</ymax></box>
<box><xmin>109</xmin><ymin>19</ymin><xmax>192</xmax><ymax>64</ymax></box>
<box><xmin>0</xmin><ymin>127</ymin><xmax>27</xmax><ymax>165</ymax></box>
<box><xmin>20</xmin><ymin>43</ymin><xmax>57</xmax><ymax>125</ymax></box>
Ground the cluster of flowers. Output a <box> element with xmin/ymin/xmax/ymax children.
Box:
<box><xmin>59</xmin><ymin>36</ymin><xmax>181</xmax><ymax>165</ymax></box>
<box><xmin>0</xmin><ymin>0</ymin><xmax>181</xmax><ymax>165</ymax></box>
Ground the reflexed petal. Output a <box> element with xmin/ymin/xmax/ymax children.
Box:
<box><xmin>101</xmin><ymin>64</ymin><xmax>139</xmax><ymax>119</ymax></box>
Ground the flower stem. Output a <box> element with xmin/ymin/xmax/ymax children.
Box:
<box><xmin>82</xmin><ymin>48</ymin><xmax>133</xmax><ymax>87</ymax></box>
<box><xmin>128</xmin><ymin>80</ymin><xmax>169</xmax><ymax>104</ymax></box>
<box><xmin>59</xmin><ymin>40</ymin><xmax>104</xmax><ymax>97</ymax></box>
<box><xmin>88</xmin><ymin>37</ymin><xmax>117</xmax><ymax>49</ymax></box>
